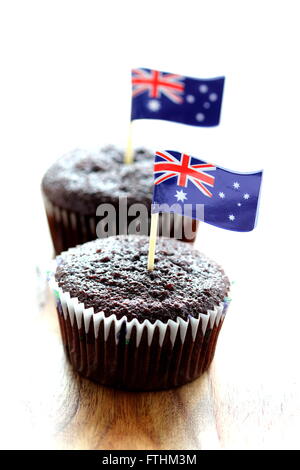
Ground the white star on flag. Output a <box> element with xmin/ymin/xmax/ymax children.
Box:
<box><xmin>174</xmin><ymin>189</ymin><xmax>187</xmax><ymax>202</ymax></box>
<box><xmin>147</xmin><ymin>99</ymin><xmax>161</xmax><ymax>112</ymax></box>
<box><xmin>233</xmin><ymin>182</ymin><xmax>240</xmax><ymax>189</ymax></box>
<box><xmin>228</xmin><ymin>214</ymin><xmax>235</xmax><ymax>221</ymax></box>
<box><xmin>237</xmin><ymin>203</ymin><xmax>242</xmax><ymax>207</ymax></box>
<box><xmin>219</xmin><ymin>192</ymin><xmax>225</xmax><ymax>198</ymax></box>
<box><xmin>243</xmin><ymin>193</ymin><xmax>250</xmax><ymax>199</ymax></box>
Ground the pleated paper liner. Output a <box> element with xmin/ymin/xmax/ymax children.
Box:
<box><xmin>49</xmin><ymin>271</ymin><xmax>230</xmax><ymax>391</ymax></box>
<box><xmin>43</xmin><ymin>194</ymin><xmax>199</xmax><ymax>255</ymax></box>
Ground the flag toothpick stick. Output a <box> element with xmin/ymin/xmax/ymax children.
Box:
<box><xmin>147</xmin><ymin>212</ymin><xmax>159</xmax><ymax>271</ymax></box>
<box><xmin>124</xmin><ymin>122</ymin><xmax>134</xmax><ymax>164</ymax></box>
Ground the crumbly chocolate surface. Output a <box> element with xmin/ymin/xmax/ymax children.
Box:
<box><xmin>42</xmin><ymin>146</ymin><xmax>153</xmax><ymax>215</ymax></box>
<box><xmin>55</xmin><ymin>235</ymin><xmax>230</xmax><ymax>323</ymax></box>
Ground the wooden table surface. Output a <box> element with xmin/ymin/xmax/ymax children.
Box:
<box><xmin>3</xmin><ymin>240</ymin><xmax>298</xmax><ymax>451</ymax></box>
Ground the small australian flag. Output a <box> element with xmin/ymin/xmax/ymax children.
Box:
<box><xmin>152</xmin><ymin>150</ymin><xmax>263</xmax><ymax>232</ymax></box>
<box><xmin>131</xmin><ymin>68</ymin><xmax>225</xmax><ymax>127</ymax></box>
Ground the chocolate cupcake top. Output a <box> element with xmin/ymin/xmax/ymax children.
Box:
<box><xmin>55</xmin><ymin>235</ymin><xmax>230</xmax><ymax>323</ymax></box>
<box><xmin>42</xmin><ymin>146</ymin><xmax>153</xmax><ymax>215</ymax></box>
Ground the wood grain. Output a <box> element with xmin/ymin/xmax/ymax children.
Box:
<box><xmin>2</xmin><ymin>257</ymin><xmax>299</xmax><ymax>450</ymax></box>
<box><xmin>42</xmin><ymin>294</ymin><xmax>220</xmax><ymax>450</ymax></box>
<box><xmin>14</xmin><ymin>286</ymin><xmax>297</xmax><ymax>451</ymax></box>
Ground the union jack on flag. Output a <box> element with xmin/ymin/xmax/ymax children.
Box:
<box><xmin>132</xmin><ymin>69</ymin><xmax>185</xmax><ymax>104</ymax></box>
<box><xmin>152</xmin><ymin>150</ymin><xmax>263</xmax><ymax>232</ymax></box>
<box><xmin>154</xmin><ymin>151</ymin><xmax>216</xmax><ymax>198</ymax></box>
<box><xmin>131</xmin><ymin>68</ymin><xmax>225</xmax><ymax>127</ymax></box>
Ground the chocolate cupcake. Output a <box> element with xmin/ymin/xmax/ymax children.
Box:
<box><xmin>42</xmin><ymin>146</ymin><xmax>198</xmax><ymax>255</ymax></box>
<box><xmin>50</xmin><ymin>235</ymin><xmax>230</xmax><ymax>391</ymax></box>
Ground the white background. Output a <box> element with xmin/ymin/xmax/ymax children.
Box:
<box><xmin>0</xmin><ymin>0</ymin><xmax>300</xmax><ymax>449</ymax></box>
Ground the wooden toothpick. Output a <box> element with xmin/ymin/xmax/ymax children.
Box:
<box><xmin>124</xmin><ymin>122</ymin><xmax>134</xmax><ymax>164</ymax></box>
<box><xmin>147</xmin><ymin>212</ymin><xmax>159</xmax><ymax>270</ymax></box>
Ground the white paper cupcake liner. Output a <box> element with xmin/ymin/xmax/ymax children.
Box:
<box><xmin>49</xmin><ymin>265</ymin><xmax>229</xmax><ymax>391</ymax></box>
<box><xmin>43</xmin><ymin>194</ymin><xmax>198</xmax><ymax>256</ymax></box>
<box><xmin>43</xmin><ymin>195</ymin><xmax>97</xmax><ymax>255</ymax></box>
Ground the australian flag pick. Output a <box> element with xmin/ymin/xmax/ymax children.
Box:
<box><xmin>152</xmin><ymin>150</ymin><xmax>263</xmax><ymax>232</ymax></box>
<box><xmin>131</xmin><ymin>68</ymin><xmax>225</xmax><ymax>127</ymax></box>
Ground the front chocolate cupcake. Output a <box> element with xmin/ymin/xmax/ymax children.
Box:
<box><xmin>51</xmin><ymin>235</ymin><xmax>230</xmax><ymax>391</ymax></box>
